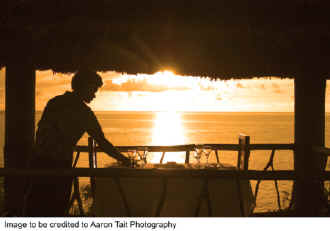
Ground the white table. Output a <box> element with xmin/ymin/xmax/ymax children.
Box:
<box><xmin>95</xmin><ymin>164</ymin><xmax>255</xmax><ymax>217</ymax></box>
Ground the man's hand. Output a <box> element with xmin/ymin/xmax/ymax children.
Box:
<box><xmin>93</xmin><ymin>135</ymin><xmax>133</xmax><ymax>167</ymax></box>
<box><xmin>119</xmin><ymin>158</ymin><xmax>131</xmax><ymax>167</ymax></box>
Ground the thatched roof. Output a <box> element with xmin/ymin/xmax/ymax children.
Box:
<box><xmin>1</xmin><ymin>0</ymin><xmax>330</xmax><ymax>78</ymax></box>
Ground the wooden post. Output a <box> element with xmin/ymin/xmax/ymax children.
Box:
<box><xmin>4</xmin><ymin>47</ymin><xmax>35</xmax><ymax>214</ymax></box>
<box><xmin>294</xmin><ymin>75</ymin><xmax>326</xmax><ymax>216</ymax></box>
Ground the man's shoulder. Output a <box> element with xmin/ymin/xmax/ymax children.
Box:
<box><xmin>48</xmin><ymin>92</ymin><xmax>91</xmax><ymax>112</ymax></box>
<box><xmin>47</xmin><ymin>92</ymin><xmax>70</xmax><ymax>107</ymax></box>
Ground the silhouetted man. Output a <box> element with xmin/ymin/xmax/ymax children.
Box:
<box><xmin>25</xmin><ymin>69</ymin><xmax>130</xmax><ymax>216</ymax></box>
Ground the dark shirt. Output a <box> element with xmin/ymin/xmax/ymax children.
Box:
<box><xmin>35</xmin><ymin>91</ymin><xmax>104</xmax><ymax>163</ymax></box>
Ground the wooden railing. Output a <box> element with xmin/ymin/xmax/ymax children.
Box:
<box><xmin>71</xmin><ymin>136</ymin><xmax>298</xmax><ymax>216</ymax></box>
<box><xmin>0</xmin><ymin>142</ymin><xmax>329</xmax><ymax>181</ymax></box>
<box><xmin>0</xmin><ymin>137</ymin><xmax>329</xmax><ymax>216</ymax></box>
<box><xmin>0</xmin><ymin>145</ymin><xmax>299</xmax><ymax>180</ymax></box>
<box><xmin>74</xmin><ymin>143</ymin><xmax>295</xmax><ymax>152</ymax></box>
<box><xmin>70</xmin><ymin>138</ymin><xmax>328</xmax><ymax>216</ymax></box>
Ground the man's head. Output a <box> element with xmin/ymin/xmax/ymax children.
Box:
<box><xmin>71</xmin><ymin>69</ymin><xmax>103</xmax><ymax>103</ymax></box>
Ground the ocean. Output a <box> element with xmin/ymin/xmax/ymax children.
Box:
<box><xmin>0</xmin><ymin>111</ymin><xmax>329</xmax><ymax>213</ymax></box>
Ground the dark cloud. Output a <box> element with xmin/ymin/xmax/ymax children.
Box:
<box><xmin>102</xmin><ymin>79</ymin><xmax>190</xmax><ymax>92</ymax></box>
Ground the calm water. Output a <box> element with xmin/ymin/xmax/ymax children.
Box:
<box><xmin>0</xmin><ymin>111</ymin><xmax>329</xmax><ymax>212</ymax></box>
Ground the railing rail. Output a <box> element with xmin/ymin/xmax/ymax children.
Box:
<box><xmin>74</xmin><ymin>143</ymin><xmax>295</xmax><ymax>153</ymax></box>
<box><xmin>0</xmin><ymin>168</ymin><xmax>329</xmax><ymax>180</ymax></box>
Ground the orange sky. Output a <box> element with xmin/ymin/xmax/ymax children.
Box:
<box><xmin>0</xmin><ymin>68</ymin><xmax>329</xmax><ymax>112</ymax></box>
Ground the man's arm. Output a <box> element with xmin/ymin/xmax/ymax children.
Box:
<box><xmin>93</xmin><ymin>134</ymin><xmax>130</xmax><ymax>164</ymax></box>
<box><xmin>85</xmin><ymin>109</ymin><xmax>130</xmax><ymax>165</ymax></box>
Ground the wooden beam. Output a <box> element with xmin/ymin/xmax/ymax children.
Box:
<box><xmin>0</xmin><ymin>168</ymin><xmax>299</xmax><ymax>179</ymax></box>
<box><xmin>1</xmin><ymin>168</ymin><xmax>330</xmax><ymax>180</ymax></box>
<box><xmin>74</xmin><ymin>143</ymin><xmax>295</xmax><ymax>153</ymax></box>
<box><xmin>4</xmin><ymin>54</ymin><xmax>35</xmax><ymax>215</ymax></box>
<box><xmin>294</xmin><ymin>75</ymin><xmax>326</xmax><ymax>216</ymax></box>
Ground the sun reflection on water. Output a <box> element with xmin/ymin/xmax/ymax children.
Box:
<box><xmin>150</xmin><ymin>111</ymin><xmax>186</xmax><ymax>163</ymax></box>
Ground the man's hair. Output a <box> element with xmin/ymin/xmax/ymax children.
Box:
<box><xmin>71</xmin><ymin>69</ymin><xmax>103</xmax><ymax>91</ymax></box>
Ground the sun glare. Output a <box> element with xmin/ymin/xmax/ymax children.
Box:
<box><xmin>147</xmin><ymin>70</ymin><xmax>177</xmax><ymax>85</ymax></box>
<box><xmin>155</xmin><ymin>70</ymin><xmax>176</xmax><ymax>77</ymax></box>
<box><xmin>150</xmin><ymin>111</ymin><xmax>186</xmax><ymax>163</ymax></box>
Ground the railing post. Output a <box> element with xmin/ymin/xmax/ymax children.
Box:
<box><xmin>237</xmin><ymin>135</ymin><xmax>250</xmax><ymax>171</ymax></box>
<box><xmin>185</xmin><ymin>151</ymin><xmax>190</xmax><ymax>164</ymax></box>
<box><xmin>88</xmin><ymin>137</ymin><xmax>97</xmax><ymax>203</ymax></box>
<box><xmin>236</xmin><ymin>134</ymin><xmax>251</xmax><ymax>216</ymax></box>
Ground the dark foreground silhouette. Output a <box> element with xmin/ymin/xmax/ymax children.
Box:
<box><xmin>24</xmin><ymin>70</ymin><xmax>130</xmax><ymax>216</ymax></box>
